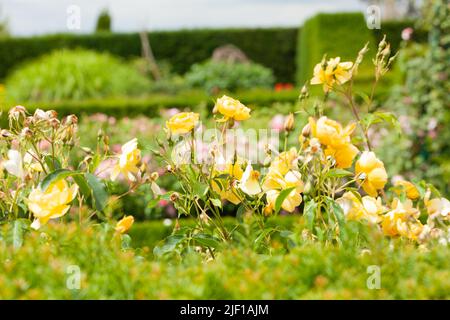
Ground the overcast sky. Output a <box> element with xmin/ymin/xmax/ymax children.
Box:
<box><xmin>0</xmin><ymin>0</ymin><xmax>366</xmax><ymax>36</ymax></box>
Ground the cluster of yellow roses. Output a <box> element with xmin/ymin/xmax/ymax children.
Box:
<box><xmin>1</xmin><ymin>51</ymin><xmax>448</xmax><ymax>246</ymax></box>
<box><xmin>160</xmin><ymin>90</ymin><xmax>448</xmax><ymax>243</ymax></box>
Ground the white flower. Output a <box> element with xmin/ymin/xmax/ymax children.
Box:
<box><xmin>2</xmin><ymin>150</ymin><xmax>24</xmax><ymax>178</ymax></box>
<box><xmin>239</xmin><ymin>162</ymin><xmax>262</xmax><ymax>196</ymax></box>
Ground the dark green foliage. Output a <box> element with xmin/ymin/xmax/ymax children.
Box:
<box><xmin>0</xmin><ymin>28</ymin><xmax>298</xmax><ymax>82</ymax></box>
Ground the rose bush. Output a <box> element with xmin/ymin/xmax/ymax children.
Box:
<box><xmin>0</xmin><ymin>36</ymin><xmax>449</xmax><ymax>261</ymax></box>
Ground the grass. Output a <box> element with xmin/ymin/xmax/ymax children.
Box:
<box><xmin>0</xmin><ymin>217</ymin><xmax>449</xmax><ymax>299</ymax></box>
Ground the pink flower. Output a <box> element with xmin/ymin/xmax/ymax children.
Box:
<box><xmin>162</xmin><ymin>108</ymin><xmax>181</xmax><ymax>118</ymax></box>
<box><xmin>38</xmin><ymin>139</ymin><xmax>51</xmax><ymax>151</ymax></box>
<box><xmin>427</xmin><ymin>118</ymin><xmax>438</xmax><ymax>131</ymax></box>
<box><xmin>89</xmin><ymin>113</ymin><xmax>109</xmax><ymax>123</ymax></box>
<box><xmin>159</xmin><ymin>199</ymin><xmax>168</xmax><ymax>207</ymax></box>
<box><xmin>270</xmin><ymin>114</ymin><xmax>285</xmax><ymax>132</ymax></box>
<box><xmin>401</xmin><ymin>27</ymin><xmax>413</xmax><ymax>41</ymax></box>
<box><xmin>111</xmin><ymin>144</ymin><xmax>122</xmax><ymax>154</ymax></box>
<box><xmin>108</xmin><ymin>116</ymin><xmax>117</xmax><ymax>126</ymax></box>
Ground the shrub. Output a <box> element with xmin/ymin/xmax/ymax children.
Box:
<box><xmin>5</xmin><ymin>49</ymin><xmax>151</xmax><ymax>102</ymax></box>
<box><xmin>184</xmin><ymin>60</ymin><xmax>275</xmax><ymax>93</ymax></box>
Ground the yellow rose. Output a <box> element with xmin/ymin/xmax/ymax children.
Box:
<box><xmin>116</xmin><ymin>215</ymin><xmax>134</xmax><ymax>234</ymax></box>
<box><xmin>264</xmin><ymin>170</ymin><xmax>304</xmax><ymax>213</ymax></box>
<box><xmin>394</xmin><ymin>180</ymin><xmax>420</xmax><ymax>200</ymax></box>
<box><xmin>211</xmin><ymin>162</ymin><xmax>244</xmax><ymax>205</ymax></box>
<box><xmin>28</xmin><ymin>179</ymin><xmax>78</xmax><ymax>229</ymax></box>
<box><xmin>337</xmin><ymin>192</ymin><xmax>385</xmax><ymax>224</ymax></box>
<box><xmin>268</xmin><ymin>147</ymin><xmax>298</xmax><ymax>175</ymax></box>
<box><xmin>328</xmin><ymin>57</ymin><xmax>353</xmax><ymax>84</ymax></box>
<box><xmin>355</xmin><ymin>151</ymin><xmax>388</xmax><ymax>197</ymax></box>
<box><xmin>309</xmin><ymin>117</ymin><xmax>359</xmax><ymax>168</ymax></box>
<box><xmin>214</xmin><ymin>95</ymin><xmax>251</xmax><ymax>121</ymax></box>
<box><xmin>310</xmin><ymin>57</ymin><xmax>353</xmax><ymax>92</ymax></box>
<box><xmin>324</xmin><ymin>143</ymin><xmax>359</xmax><ymax>169</ymax></box>
<box><xmin>111</xmin><ymin>138</ymin><xmax>141</xmax><ymax>182</ymax></box>
<box><xmin>381</xmin><ymin>198</ymin><xmax>422</xmax><ymax>240</ymax></box>
<box><xmin>310</xmin><ymin>116</ymin><xmax>356</xmax><ymax>148</ymax></box>
<box><xmin>311</xmin><ymin>62</ymin><xmax>334</xmax><ymax>92</ymax></box>
<box><xmin>166</xmin><ymin>112</ymin><xmax>199</xmax><ymax>135</ymax></box>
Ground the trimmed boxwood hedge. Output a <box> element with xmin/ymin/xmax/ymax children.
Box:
<box><xmin>0</xmin><ymin>28</ymin><xmax>298</xmax><ymax>83</ymax></box>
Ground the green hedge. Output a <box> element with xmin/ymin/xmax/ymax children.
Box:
<box><xmin>1</xmin><ymin>220</ymin><xmax>449</xmax><ymax>299</ymax></box>
<box><xmin>0</xmin><ymin>19</ymin><xmax>423</xmax><ymax>88</ymax></box>
<box><xmin>0</xmin><ymin>28</ymin><xmax>298</xmax><ymax>83</ymax></box>
<box><xmin>297</xmin><ymin>13</ymin><xmax>423</xmax><ymax>86</ymax></box>
<box><xmin>1</xmin><ymin>88</ymin><xmax>300</xmax><ymax>119</ymax></box>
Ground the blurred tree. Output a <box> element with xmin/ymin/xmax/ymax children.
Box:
<box><xmin>95</xmin><ymin>9</ymin><xmax>112</xmax><ymax>33</ymax></box>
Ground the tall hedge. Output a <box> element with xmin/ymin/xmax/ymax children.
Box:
<box><xmin>0</xmin><ymin>28</ymin><xmax>298</xmax><ymax>83</ymax></box>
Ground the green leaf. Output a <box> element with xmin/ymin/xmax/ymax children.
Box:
<box><xmin>147</xmin><ymin>198</ymin><xmax>160</xmax><ymax>209</ymax></box>
<box><xmin>210</xmin><ymin>198</ymin><xmax>222</xmax><ymax>208</ymax></box>
<box><xmin>362</xmin><ymin>111</ymin><xmax>401</xmax><ymax>135</ymax></box>
<box><xmin>85</xmin><ymin>173</ymin><xmax>108</xmax><ymax>211</ymax></box>
<box><xmin>193</xmin><ymin>182</ymin><xmax>209</xmax><ymax>200</ymax></box>
<box><xmin>236</xmin><ymin>205</ymin><xmax>245</xmax><ymax>223</ymax></box>
<box><xmin>43</xmin><ymin>155</ymin><xmax>61</xmax><ymax>171</ymax></box>
<box><xmin>153</xmin><ymin>234</ymin><xmax>185</xmax><ymax>257</ymax></box>
<box><xmin>326</xmin><ymin>197</ymin><xmax>346</xmax><ymax>238</ymax></box>
<box><xmin>121</xmin><ymin>234</ymin><xmax>132</xmax><ymax>250</ymax></box>
<box><xmin>192</xmin><ymin>233</ymin><xmax>221</xmax><ymax>248</ymax></box>
<box><xmin>274</xmin><ymin>187</ymin><xmax>296</xmax><ymax>214</ymax></box>
<box><xmin>304</xmin><ymin>199</ymin><xmax>317</xmax><ymax>231</ymax></box>
<box><xmin>326</xmin><ymin>168</ymin><xmax>353</xmax><ymax>179</ymax></box>
<box><xmin>12</xmin><ymin>219</ymin><xmax>28</xmax><ymax>249</ymax></box>
<box><xmin>254</xmin><ymin>228</ymin><xmax>276</xmax><ymax>250</ymax></box>
<box><xmin>72</xmin><ymin>174</ymin><xmax>91</xmax><ymax>199</ymax></box>
<box><xmin>279</xmin><ymin>230</ymin><xmax>294</xmax><ymax>238</ymax></box>
<box><xmin>40</xmin><ymin>169</ymin><xmax>81</xmax><ymax>191</ymax></box>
